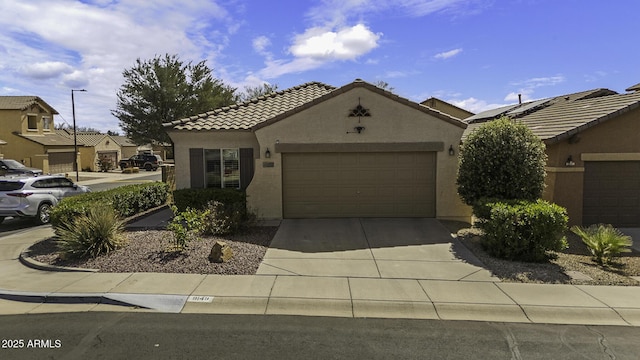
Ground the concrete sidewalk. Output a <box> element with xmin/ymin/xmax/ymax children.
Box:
<box><xmin>1</xmin><ymin>223</ymin><xmax>639</xmax><ymax>326</ymax></box>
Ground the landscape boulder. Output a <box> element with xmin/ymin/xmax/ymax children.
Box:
<box><xmin>209</xmin><ymin>241</ymin><xmax>233</xmax><ymax>263</ymax></box>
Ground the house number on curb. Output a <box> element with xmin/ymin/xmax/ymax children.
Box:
<box><xmin>187</xmin><ymin>296</ymin><xmax>214</xmax><ymax>303</ymax></box>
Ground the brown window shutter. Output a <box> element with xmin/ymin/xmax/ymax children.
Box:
<box><xmin>189</xmin><ymin>148</ymin><xmax>204</xmax><ymax>188</ymax></box>
<box><xmin>240</xmin><ymin>148</ymin><xmax>254</xmax><ymax>190</ymax></box>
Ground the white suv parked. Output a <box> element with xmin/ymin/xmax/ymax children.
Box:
<box><xmin>0</xmin><ymin>174</ymin><xmax>91</xmax><ymax>225</ymax></box>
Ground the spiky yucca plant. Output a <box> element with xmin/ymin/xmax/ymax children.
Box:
<box><xmin>571</xmin><ymin>224</ymin><xmax>633</xmax><ymax>265</ymax></box>
<box><xmin>55</xmin><ymin>206</ymin><xmax>127</xmax><ymax>259</ymax></box>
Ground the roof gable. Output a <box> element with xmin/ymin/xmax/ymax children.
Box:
<box><xmin>0</xmin><ymin>96</ymin><xmax>59</xmax><ymax>114</ymax></box>
<box><xmin>166</xmin><ymin>79</ymin><xmax>467</xmax><ymax>131</ymax></box>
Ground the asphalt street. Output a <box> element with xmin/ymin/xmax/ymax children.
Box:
<box><xmin>1</xmin><ymin>313</ymin><xmax>640</xmax><ymax>360</ymax></box>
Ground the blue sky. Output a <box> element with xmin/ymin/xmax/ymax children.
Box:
<box><xmin>0</xmin><ymin>0</ymin><xmax>638</xmax><ymax>133</ymax></box>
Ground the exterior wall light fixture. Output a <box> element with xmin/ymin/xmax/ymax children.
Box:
<box><xmin>265</xmin><ymin>148</ymin><xmax>271</xmax><ymax>158</ymax></box>
<box><xmin>565</xmin><ymin>155</ymin><xmax>575</xmax><ymax>167</ymax></box>
<box><xmin>448</xmin><ymin>145</ymin><xmax>455</xmax><ymax>156</ymax></box>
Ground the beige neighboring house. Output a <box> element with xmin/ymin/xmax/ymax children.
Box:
<box><xmin>464</xmin><ymin>85</ymin><xmax>640</xmax><ymax>227</ymax></box>
<box><xmin>421</xmin><ymin>97</ymin><xmax>474</xmax><ymax>120</ymax></box>
<box><xmin>111</xmin><ymin>136</ymin><xmax>139</xmax><ymax>159</ymax></box>
<box><xmin>0</xmin><ymin>96</ymin><xmax>78</xmax><ymax>173</ymax></box>
<box><xmin>56</xmin><ymin>130</ymin><xmax>124</xmax><ymax>171</ymax></box>
<box><xmin>165</xmin><ymin>79</ymin><xmax>471</xmax><ymax>222</ymax></box>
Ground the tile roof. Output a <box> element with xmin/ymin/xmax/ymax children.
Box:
<box><xmin>165</xmin><ymin>82</ymin><xmax>336</xmax><ymax>130</ymax></box>
<box><xmin>626</xmin><ymin>82</ymin><xmax>640</xmax><ymax>92</ymax></box>
<box><xmin>463</xmin><ymin>91</ymin><xmax>640</xmax><ymax>144</ymax></box>
<box><xmin>56</xmin><ymin>130</ymin><xmax>108</xmax><ymax>146</ymax></box>
<box><xmin>111</xmin><ymin>136</ymin><xmax>138</xmax><ymax>147</ymax></box>
<box><xmin>464</xmin><ymin>89</ymin><xmax>617</xmax><ymax>124</ymax></box>
<box><xmin>18</xmin><ymin>133</ymin><xmax>76</xmax><ymax>146</ymax></box>
<box><xmin>0</xmin><ymin>96</ymin><xmax>59</xmax><ymax>114</ymax></box>
<box><xmin>166</xmin><ymin>80</ymin><xmax>467</xmax><ymax>131</ymax></box>
<box><xmin>514</xmin><ymin>91</ymin><xmax>640</xmax><ymax>143</ymax></box>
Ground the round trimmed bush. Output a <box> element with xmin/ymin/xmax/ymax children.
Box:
<box><xmin>457</xmin><ymin>117</ymin><xmax>547</xmax><ymax>207</ymax></box>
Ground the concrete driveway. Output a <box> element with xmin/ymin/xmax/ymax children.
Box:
<box><xmin>257</xmin><ymin>218</ymin><xmax>498</xmax><ymax>281</ymax></box>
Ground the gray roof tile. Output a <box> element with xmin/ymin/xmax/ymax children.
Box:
<box><xmin>166</xmin><ymin>82</ymin><xmax>336</xmax><ymax>130</ymax></box>
<box><xmin>463</xmin><ymin>91</ymin><xmax>640</xmax><ymax>143</ymax></box>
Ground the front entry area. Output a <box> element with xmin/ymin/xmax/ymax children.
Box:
<box><xmin>282</xmin><ymin>152</ymin><xmax>436</xmax><ymax>218</ymax></box>
<box><xmin>257</xmin><ymin>218</ymin><xmax>496</xmax><ymax>281</ymax></box>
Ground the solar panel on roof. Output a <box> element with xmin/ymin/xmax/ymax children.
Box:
<box><xmin>507</xmin><ymin>99</ymin><xmax>550</xmax><ymax>116</ymax></box>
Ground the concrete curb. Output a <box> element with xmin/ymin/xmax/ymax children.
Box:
<box><xmin>18</xmin><ymin>250</ymin><xmax>99</xmax><ymax>273</ymax></box>
<box><xmin>0</xmin><ymin>289</ymin><xmax>147</xmax><ymax>309</ymax></box>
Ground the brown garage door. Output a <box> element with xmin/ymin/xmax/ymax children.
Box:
<box><xmin>48</xmin><ymin>152</ymin><xmax>75</xmax><ymax>173</ymax></box>
<box><xmin>283</xmin><ymin>152</ymin><xmax>436</xmax><ymax>218</ymax></box>
<box><xmin>583</xmin><ymin>161</ymin><xmax>640</xmax><ymax>227</ymax></box>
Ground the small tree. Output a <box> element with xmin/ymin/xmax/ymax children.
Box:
<box><xmin>457</xmin><ymin>117</ymin><xmax>547</xmax><ymax>208</ymax></box>
<box><xmin>239</xmin><ymin>83</ymin><xmax>279</xmax><ymax>102</ymax></box>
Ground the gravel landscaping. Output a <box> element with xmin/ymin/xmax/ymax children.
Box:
<box><xmin>445</xmin><ymin>222</ymin><xmax>640</xmax><ymax>286</ymax></box>
<box><xmin>26</xmin><ymin>221</ymin><xmax>640</xmax><ymax>286</ymax></box>
<box><xmin>29</xmin><ymin>227</ymin><xmax>277</xmax><ymax>275</ymax></box>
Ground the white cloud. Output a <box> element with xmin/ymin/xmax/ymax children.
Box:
<box><xmin>505</xmin><ymin>75</ymin><xmax>565</xmax><ymax>102</ymax></box>
<box><xmin>0</xmin><ymin>0</ymin><xmax>237</xmax><ymax>132</ymax></box>
<box><xmin>434</xmin><ymin>48</ymin><xmax>463</xmax><ymax>60</ymax></box>
<box><xmin>253</xmin><ymin>36</ymin><xmax>271</xmax><ymax>54</ymax></box>
<box><xmin>449</xmin><ymin>97</ymin><xmax>509</xmax><ymax>114</ymax></box>
<box><xmin>290</xmin><ymin>24</ymin><xmax>381</xmax><ymax>61</ymax></box>
<box><xmin>512</xmin><ymin>75</ymin><xmax>565</xmax><ymax>88</ymax></box>
<box><xmin>21</xmin><ymin>61</ymin><xmax>73</xmax><ymax>79</ymax></box>
<box><xmin>259</xmin><ymin>24</ymin><xmax>381</xmax><ymax>78</ymax></box>
<box><xmin>306</xmin><ymin>0</ymin><xmax>479</xmax><ymax>26</ymax></box>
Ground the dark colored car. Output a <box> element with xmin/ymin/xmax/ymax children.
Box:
<box><xmin>119</xmin><ymin>154</ymin><xmax>163</xmax><ymax>171</ymax></box>
<box><xmin>0</xmin><ymin>159</ymin><xmax>43</xmax><ymax>176</ymax></box>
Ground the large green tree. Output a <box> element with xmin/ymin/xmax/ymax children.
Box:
<box><xmin>112</xmin><ymin>54</ymin><xmax>237</xmax><ymax>145</ymax></box>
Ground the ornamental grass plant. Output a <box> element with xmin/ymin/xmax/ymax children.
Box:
<box><xmin>55</xmin><ymin>206</ymin><xmax>127</xmax><ymax>259</ymax></box>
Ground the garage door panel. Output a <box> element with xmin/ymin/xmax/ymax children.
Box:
<box><xmin>583</xmin><ymin>161</ymin><xmax>640</xmax><ymax>227</ymax></box>
<box><xmin>283</xmin><ymin>152</ymin><xmax>436</xmax><ymax>218</ymax></box>
<box><xmin>49</xmin><ymin>152</ymin><xmax>75</xmax><ymax>173</ymax></box>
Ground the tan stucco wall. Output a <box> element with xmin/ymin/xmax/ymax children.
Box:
<box><xmin>169</xmin><ymin>130</ymin><xmax>259</xmax><ymax>188</ymax></box>
<box><xmin>0</xmin><ymin>106</ymin><xmax>57</xmax><ymax>171</ymax></box>
<box><xmin>248</xmin><ymin>87</ymin><xmax>471</xmax><ymax>221</ymax></box>
<box><xmin>80</xmin><ymin>137</ymin><xmax>122</xmax><ymax>171</ymax></box>
<box><xmin>544</xmin><ymin>107</ymin><xmax>640</xmax><ymax>225</ymax></box>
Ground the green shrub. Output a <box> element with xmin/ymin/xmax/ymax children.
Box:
<box><xmin>203</xmin><ymin>201</ymin><xmax>255</xmax><ymax>235</ymax></box>
<box><xmin>457</xmin><ymin>117</ymin><xmax>547</xmax><ymax>209</ymax></box>
<box><xmin>173</xmin><ymin>188</ymin><xmax>245</xmax><ymax>212</ymax></box>
<box><xmin>479</xmin><ymin>199</ymin><xmax>568</xmax><ymax>262</ymax></box>
<box><xmin>51</xmin><ymin>182</ymin><xmax>169</xmax><ymax>227</ymax></box>
<box><xmin>571</xmin><ymin>224</ymin><xmax>633</xmax><ymax>264</ymax></box>
<box><xmin>165</xmin><ymin>205</ymin><xmax>209</xmax><ymax>251</ymax></box>
<box><xmin>55</xmin><ymin>206</ymin><xmax>127</xmax><ymax>259</ymax></box>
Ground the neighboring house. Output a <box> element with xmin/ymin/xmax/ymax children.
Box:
<box><xmin>165</xmin><ymin>79</ymin><xmax>470</xmax><ymax>221</ymax></box>
<box><xmin>112</xmin><ymin>136</ymin><xmax>139</xmax><ymax>159</ymax></box>
<box><xmin>464</xmin><ymin>85</ymin><xmax>640</xmax><ymax>227</ymax></box>
<box><xmin>421</xmin><ymin>97</ymin><xmax>474</xmax><ymax>120</ymax></box>
<box><xmin>0</xmin><ymin>96</ymin><xmax>78</xmax><ymax>173</ymax></box>
<box><xmin>56</xmin><ymin>130</ymin><xmax>122</xmax><ymax>171</ymax></box>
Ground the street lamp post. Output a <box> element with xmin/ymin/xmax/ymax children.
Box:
<box><xmin>71</xmin><ymin>89</ymin><xmax>87</xmax><ymax>182</ymax></box>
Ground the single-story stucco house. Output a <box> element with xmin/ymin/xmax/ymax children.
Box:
<box><xmin>465</xmin><ymin>84</ymin><xmax>640</xmax><ymax>227</ymax></box>
<box><xmin>165</xmin><ymin>79</ymin><xmax>471</xmax><ymax>222</ymax></box>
